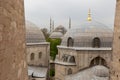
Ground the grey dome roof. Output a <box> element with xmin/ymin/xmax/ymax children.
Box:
<box><xmin>61</xmin><ymin>21</ymin><xmax>113</xmax><ymax>47</ymax></box>
<box><xmin>49</xmin><ymin>25</ymin><xmax>67</xmax><ymax>39</ymax></box>
<box><xmin>65</xmin><ymin>65</ymin><xmax>109</xmax><ymax>80</ymax></box>
<box><xmin>54</xmin><ymin>25</ymin><xmax>67</xmax><ymax>34</ymax></box>
<box><xmin>92</xmin><ymin>65</ymin><xmax>109</xmax><ymax>77</ymax></box>
<box><xmin>26</xmin><ymin>21</ymin><xmax>45</xmax><ymax>43</ymax></box>
<box><xmin>49</xmin><ymin>32</ymin><xmax>63</xmax><ymax>39</ymax></box>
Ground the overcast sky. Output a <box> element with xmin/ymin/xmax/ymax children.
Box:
<box><xmin>24</xmin><ymin>0</ymin><xmax>116</xmax><ymax>30</ymax></box>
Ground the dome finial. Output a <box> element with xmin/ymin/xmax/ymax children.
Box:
<box><xmin>87</xmin><ymin>9</ymin><xmax>92</xmax><ymax>21</ymax></box>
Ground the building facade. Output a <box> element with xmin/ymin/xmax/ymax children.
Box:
<box><xmin>55</xmin><ymin>12</ymin><xmax>113</xmax><ymax>80</ymax></box>
<box><xmin>0</xmin><ymin>0</ymin><xmax>28</xmax><ymax>80</ymax></box>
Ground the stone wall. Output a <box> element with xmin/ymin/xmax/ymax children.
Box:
<box><xmin>55</xmin><ymin>64</ymin><xmax>76</xmax><ymax>80</ymax></box>
<box><xmin>0</xmin><ymin>0</ymin><xmax>28</xmax><ymax>80</ymax></box>
<box><xmin>77</xmin><ymin>50</ymin><xmax>111</xmax><ymax>69</ymax></box>
<box><xmin>27</xmin><ymin>44</ymin><xmax>49</xmax><ymax>67</ymax></box>
<box><xmin>110</xmin><ymin>0</ymin><xmax>120</xmax><ymax>79</ymax></box>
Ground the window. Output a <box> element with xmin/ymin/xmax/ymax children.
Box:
<box><xmin>92</xmin><ymin>37</ymin><xmax>101</xmax><ymax>48</ymax></box>
<box><xmin>67</xmin><ymin>37</ymin><xmax>74</xmax><ymax>47</ymax></box>
<box><xmin>63</xmin><ymin>55</ymin><xmax>68</xmax><ymax>62</ymax></box>
<box><xmin>31</xmin><ymin>53</ymin><xmax>34</xmax><ymax>60</ymax></box>
<box><xmin>90</xmin><ymin>56</ymin><xmax>107</xmax><ymax>67</ymax></box>
<box><xmin>68</xmin><ymin>68</ymin><xmax>72</xmax><ymax>75</ymax></box>
<box><xmin>39</xmin><ymin>52</ymin><xmax>42</xmax><ymax>59</ymax></box>
<box><xmin>69</xmin><ymin>56</ymin><xmax>75</xmax><ymax>63</ymax></box>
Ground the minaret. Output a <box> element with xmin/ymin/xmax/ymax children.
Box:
<box><xmin>50</xmin><ymin>17</ymin><xmax>52</xmax><ymax>32</ymax></box>
<box><xmin>69</xmin><ymin>17</ymin><xmax>71</xmax><ymax>29</ymax></box>
<box><xmin>87</xmin><ymin>9</ymin><xmax>92</xmax><ymax>21</ymax></box>
<box><xmin>110</xmin><ymin>0</ymin><xmax>120</xmax><ymax>80</ymax></box>
<box><xmin>52</xmin><ymin>20</ymin><xmax>54</xmax><ymax>32</ymax></box>
<box><xmin>0</xmin><ymin>0</ymin><xmax>28</xmax><ymax>80</ymax></box>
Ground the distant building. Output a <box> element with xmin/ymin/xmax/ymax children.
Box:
<box><xmin>26</xmin><ymin>21</ymin><xmax>50</xmax><ymax>80</ymax></box>
<box><xmin>54</xmin><ymin>10</ymin><xmax>113</xmax><ymax>80</ymax></box>
<box><xmin>49</xmin><ymin>25</ymin><xmax>67</xmax><ymax>39</ymax></box>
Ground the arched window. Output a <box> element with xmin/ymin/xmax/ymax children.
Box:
<box><xmin>90</xmin><ymin>56</ymin><xmax>107</xmax><ymax>67</ymax></box>
<box><xmin>62</xmin><ymin>55</ymin><xmax>68</xmax><ymax>62</ymax></box>
<box><xmin>92</xmin><ymin>37</ymin><xmax>101</xmax><ymax>48</ymax></box>
<box><xmin>39</xmin><ymin>52</ymin><xmax>42</xmax><ymax>59</ymax></box>
<box><xmin>67</xmin><ymin>37</ymin><xmax>74</xmax><ymax>47</ymax></box>
<box><xmin>69</xmin><ymin>56</ymin><xmax>75</xmax><ymax>63</ymax></box>
<box><xmin>68</xmin><ymin>68</ymin><xmax>72</xmax><ymax>75</ymax></box>
<box><xmin>31</xmin><ymin>53</ymin><xmax>34</xmax><ymax>60</ymax></box>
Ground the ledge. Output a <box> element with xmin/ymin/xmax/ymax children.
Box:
<box><xmin>55</xmin><ymin>60</ymin><xmax>76</xmax><ymax>66</ymax></box>
<box><xmin>57</xmin><ymin>46</ymin><xmax>112</xmax><ymax>51</ymax></box>
<box><xmin>26</xmin><ymin>42</ymin><xmax>50</xmax><ymax>46</ymax></box>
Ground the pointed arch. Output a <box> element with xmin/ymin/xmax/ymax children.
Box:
<box><xmin>90</xmin><ymin>56</ymin><xmax>107</xmax><ymax>67</ymax></box>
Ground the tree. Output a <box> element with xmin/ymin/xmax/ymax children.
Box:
<box><xmin>47</xmin><ymin>38</ymin><xmax>61</xmax><ymax>60</ymax></box>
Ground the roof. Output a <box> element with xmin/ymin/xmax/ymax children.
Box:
<box><xmin>61</xmin><ymin>21</ymin><xmax>113</xmax><ymax>47</ymax></box>
<box><xmin>28</xmin><ymin>66</ymin><xmax>48</xmax><ymax>78</ymax></box>
<box><xmin>49</xmin><ymin>32</ymin><xmax>63</xmax><ymax>39</ymax></box>
<box><xmin>65</xmin><ymin>65</ymin><xmax>109</xmax><ymax>80</ymax></box>
<box><xmin>26</xmin><ymin>21</ymin><xmax>46</xmax><ymax>43</ymax></box>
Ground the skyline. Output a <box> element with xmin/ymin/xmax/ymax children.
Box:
<box><xmin>24</xmin><ymin>0</ymin><xmax>116</xmax><ymax>30</ymax></box>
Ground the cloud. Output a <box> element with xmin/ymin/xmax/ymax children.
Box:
<box><xmin>24</xmin><ymin>0</ymin><xmax>116</xmax><ymax>29</ymax></box>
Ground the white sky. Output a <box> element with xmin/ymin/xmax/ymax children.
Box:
<box><xmin>24</xmin><ymin>0</ymin><xmax>116</xmax><ymax>30</ymax></box>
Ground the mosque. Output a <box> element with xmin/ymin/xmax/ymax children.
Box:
<box><xmin>26</xmin><ymin>21</ymin><xmax>50</xmax><ymax>80</ymax></box>
<box><xmin>0</xmin><ymin>0</ymin><xmax>120</xmax><ymax>80</ymax></box>
<box><xmin>54</xmin><ymin>10</ymin><xmax>113</xmax><ymax>80</ymax></box>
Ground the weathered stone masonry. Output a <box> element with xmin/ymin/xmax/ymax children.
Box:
<box><xmin>110</xmin><ymin>0</ymin><xmax>120</xmax><ymax>80</ymax></box>
<box><xmin>0</xmin><ymin>0</ymin><xmax>28</xmax><ymax>80</ymax></box>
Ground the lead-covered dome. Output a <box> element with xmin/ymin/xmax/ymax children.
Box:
<box><xmin>92</xmin><ymin>65</ymin><xmax>109</xmax><ymax>77</ymax></box>
<box><xmin>26</xmin><ymin>21</ymin><xmax>45</xmax><ymax>43</ymax></box>
<box><xmin>61</xmin><ymin>21</ymin><xmax>113</xmax><ymax>47</ymax></box>
<box><xmin>49</xmin><ymin>25</ymin><xmax>67</xmax><ymax>39</ymax></box>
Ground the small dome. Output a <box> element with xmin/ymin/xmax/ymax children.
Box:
<box><xmin>92</xmin><ymin>65</ymin><xmax>109</xmax><ymax>77</ymax></box>
<box><xmin>49</xmin><ymin>32</ymin><xmax>63</xmax><ymax>39</ymax></box>
<box><xmin>54</xmin><ymin>25</ymin><xmax>67</xmax><ymax>34</ymax></box>
<box><xmin>26</xmin><ymin>21</ymin><xmax>45</xmax><ymax>43</ymax></box>
<box><xmin>61</xmin><ymin>21</ymin><xmax>113</xmax><ymax>47</ymax></box>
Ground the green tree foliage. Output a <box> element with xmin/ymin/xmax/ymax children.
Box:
<box><xmin>47</xmin><ymin>38</ymin><xmax>61</xmax><ymax>60</ymax></box>
<box><xmin>49</xmin><ymin>69</ymin><xmax>55</xmax><ymax>77</ymax></box>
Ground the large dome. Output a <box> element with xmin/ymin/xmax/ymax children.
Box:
<box><xmin>61</xmin><ymin>21</ymin><xmax>113</xmax><ymax>47</ymax></box>
<box><xmin>26</xmin><ymin>21</ymin><xmax>46</xmax><ymax>43</ymax></box>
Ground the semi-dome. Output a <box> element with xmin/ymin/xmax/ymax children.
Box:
<box><xmin>92</xmin><ymin>65</ymin><xmax>109</xmax><ymax>77</ymax></box>
<box><xmin>26</xmin><ymin>21</ymin><xmax>46</xmax><ymax>43</ymax></box>
<box><xmin>61</xmin><ymin>21</ymin><xmax>113</xmax><ymax>47</ymax></box>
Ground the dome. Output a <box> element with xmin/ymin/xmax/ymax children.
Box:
<box><xmin>26</xmin><ymin>21</ymin><xmax>46</xmax><ymax>43</ymax></box>
<box><xmin>92</xmin><ymin>65</ymin><xmax>109</xmax><ymax>77</ymax></box>
<box><xmin>61</xmin><ymin>21</ymin><xmax>113</xmax><ymax>47</ymax></box>
<box><xmin>49</xmin><ymin>32</ymin><xmax>63</xmax><ymax>39</ymax></box>
<box><xmin>54</xmin><ymin>25</ymin><xmax>67</xmax><ymax>34</ymax></box>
